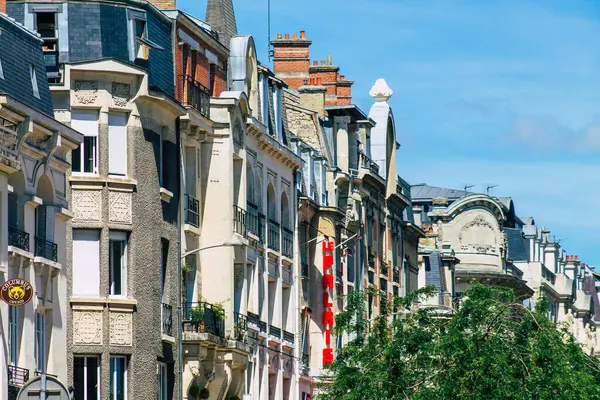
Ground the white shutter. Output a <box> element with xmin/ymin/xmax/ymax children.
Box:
<box><xmin>72</xmin><ymin>230</ymin><xmax>100</xmax><ymax>296</ymax></box>
<box><xmin>108</xmin><ymin>113</ymin><xmax>128</xmax><ymax>175</ymax></box>
<box><xmin>71</xmin><ymin>110</ymin><xmax>99</xmax><ymax>137</ymax></box>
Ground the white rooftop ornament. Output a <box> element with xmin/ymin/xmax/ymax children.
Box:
<box><xmin>369</xmin><ymin>78</ymin><xmax>393</xmax><ymax>102</ymax></box>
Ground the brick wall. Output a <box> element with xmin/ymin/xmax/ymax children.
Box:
<box><xmin>148</xmin><ymin>0</ymin><xmax>175</xmax><ymax>10</ymax></box>
<box><xmin>0</xmin><ymin>0</ymin><xmax>6</xmax><ymax>14</ymax></box>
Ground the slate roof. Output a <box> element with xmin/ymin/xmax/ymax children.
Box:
<box><xmin>398</xmin><ymin>175</ymin><xmax>415</xmax><ymax>223</ymax></box>
<box><xmin>205</xmin><ymin>0</ymin><xmax>237</xmax><ymax>47</ymax></box>
<box><xmin>0</xmin><ymin>13</ymin><xmax>54</xmax><ymax>116</ymax></box>
<box><xmin>411</xmin><ymin>184</ymin><xmax>470</xmax><ymax>202</ymax></box>
<box><xmin>503</xmin><ymin>227</ymin><xmax>528</xmax><ymax>261</ymax></box>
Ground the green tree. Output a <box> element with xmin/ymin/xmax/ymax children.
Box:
<box><xmin>318</xmin><ymin>284</ymin><xmax>600</xmax><ymax>400</ymax></box>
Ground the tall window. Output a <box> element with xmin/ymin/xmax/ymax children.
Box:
<box><xmin>34</xmin><ymin>12</ymin><xmax>59</xmax><ymax>75</ymax></box>
<box><xmin>35</xmin><ymin>311</ymin><xmax>45</xmax><ymax>372</ymax></box>
<box><xmin>108</xmin><ymin>113</ymin><xmax>128</xmax><ymax>176</ymax></box>
<box><xmin>71</xmin><ymin>110</ymin><xmax>99</xmax><ymax>175</ymax></box>
<box><xmin>109</xmin><ymin>232</ymin><xmax>128</xmax><ymax>296</ymax></box>
<box><xmin>135</xmin><ymin>19</ymin><xmax>148</xmax><ymax>60</ymax></box>
<box><xmin>74</xmin><ymin>356</ymin><xmax>100</xmax><ymax>400</ymax></box>
<box><xmin>160</xmin><ymin>240</ymin><xmax>169</xmax><ymax>302</ymax></box>
<box><xmin>157</xmin><ymin>362</ymin><xmax>167</xmax><ymax>400</ymax></box>
<box><xmin>110</xmin><ymin>356</ymin><xmax>127</xmax><ymax>400</ymax></box>
<box><xmin>73</xmin><ymin>230</ymin><xmax>100</xmax><ymax>296</ymax></box>
<box><xmin>8</xmin><ymin>306</ymin><xmax>18</xmax><ymax>365</ymax></box>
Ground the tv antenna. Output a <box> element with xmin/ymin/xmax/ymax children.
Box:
<box><xmin>267</xmin><ymin>0</ymin><xmax>273</xmax><ymax>61</ymax></box>
<box><xmin>464</xmin><ymin>184</ymin><xmax>475</xmax><ymax>193</ymax></box>
<box><xmin>486</xmin><ymin>185</ymin><xmax>498</xmax><ymax>195</ymax></box>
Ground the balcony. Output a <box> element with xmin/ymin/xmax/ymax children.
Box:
<box><xmin>233</xmin><ymin>312</ymin><xmax>247</xmax><ymax>342</ymax></box>
<box><xmin>247</xmin><ymin>312</ymin><xmax>260</xmax><ymax>328</ymax></box>
<box><xmin>8</xmin><ymin>226</ymin><xmax>29</xmax><ymax>252</ymax></box>
<box><xmin>8</xmin><ymin>365</ymin><xmax>29</xmax><ymax>388</ymax></box>
<box><xmin>183</xmin><ymin>302</ymin><xmax>225</xmax><ymax>337</ymax></box>
<box><xmin>162</xmin><ymin>303</ymin><xmax>173</xmax><ymax>337</ymax></box>
<box><xmin>283</xmin><ymin>330</ymin><xmax>294</xmax><ymax>344</ymax></box>
<box><xmin>259</xmin><ymin>320</ymin><xmax>267</xmax><ymax>333</ymax></box>
<box><xmin>269</xmin><ymin>324</ymin><xmax>282</xmax><ymax>339</ymax></box>
<box><xmin>268</xmin><ymin>219</ymin><xmax>280</xmax><ymax>252</ymax></box>
<box><xmin>185</xmin><ymin>194</ymin><xmax>200</xmax><ymax>228</ymax></box>
<box><xmin>178</xmin><ymin>74</ymin><xmax>210</xmax><ymax>118</ymax></box>
<box><xmin>247</xmin><ymin>202</ymin><xmax>265</xmax><ymax>242</ymax></box>
<box><xmin>35</xmin><ymin>236</ymin><xmax>57</xmax><ymax>262</ymax></box>
<box><xmin>393</xmin><ymin>268</ymin><xmax>400</xmax><ymax>283</ymax></box>
<box><xmin>380</xmin><ymin>263</ymin><xmax>389</xmax><ymax>278</ymax></box>
<box><xmin>0</xmin><ymin>116</ymin><xmax>19</xmax><ymax>173</ymax></box>
<box><xmin>233</xmin><ymin>205</ymin><xmax>247</xmax><ymax>237</ymax></box>
<box><xmin>301</xmin><ymin>353</ymin><xmax>309</xmax><ymax>375</ymax></box>
<box><xmin>282</xmin><ymin>227</ymin><xmax>293</xmax><ymax>258</ymax></box>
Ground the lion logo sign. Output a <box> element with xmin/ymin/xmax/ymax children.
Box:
<box><xmin>1</xmin><ymin>278</ymin><xmax>33</xmax><ymax>306</ymax></box>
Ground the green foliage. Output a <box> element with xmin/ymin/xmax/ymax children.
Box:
<box><xmin>213</xmin><ymin>302</ymin><xmax>225</xmax><ymax>321</ymax></box>
<box><xmin>318</xmin><ymin>284</ymin><xmax>600</xmax><ymax>400</ymax></box>
<box><xmin>190</xmin><ymin>306</ymin><xmax>205</xmax><ymax>325</ymax></box>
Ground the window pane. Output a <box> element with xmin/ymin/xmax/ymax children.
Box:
<box><xmin>36</xmin><ymin>13</ymin><xmax>56</xmax><ymax>38</ymax></box>
<box><xmin>87</xmin><ymin>357</ymin><xmax>99</xmax><ymax>400</ymax></box>
<box><xmin>73</xmin><ymin>357</ymin><xmax>85</xmax><ymax>400</ymax></box>
<box><xmin>83</xmin><ymin>136</ymin><xmax>96</xmax><ymax>173</ymax></box>
<box><xmin>9</xmin><ymin>306</ymin><xmax>18</xmax><ymax>364</ymax></box>
<box><xmin>110</xmin><ymin>241</ymin><xmax>123</xmax><ymax>295</ymax></box>
<box><xmin>110</xmin><ymin>357</ymin><xmax>126</xmax><ymax>400</ymax></box>
<box><xmin>135</xmin><ymin>20</ymin><xmax>145</xmax><ymax>38</ymax></box>
<box><xmin>71</xmin><ymin>145</ymin><xmax>82</xmax><ymax>171</ymax></box>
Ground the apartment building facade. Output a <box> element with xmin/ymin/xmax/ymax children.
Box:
<box><xmin>7</xmin><ymin>0</ymin><xmax>185</xmax><ymax>398</ymax></box>
<box><xmin>0</xmin><ymin>6</ymin><xmax>82</xmax><ymax>398</ymax></box>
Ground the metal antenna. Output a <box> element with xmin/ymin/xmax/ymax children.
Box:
<box><xmin>464</xmin><ymin>184</ymin><xmax>475</xmax><ymax>193</ymax></box>
<box><xmin>267</xmin><ymin>0</ymin><xmax>272</xmax><ymax>61</ymax></box>
<box><xmin>486</xmin><ymin>184</ymin><xmax>498</xmax><ymax>195</ymax></box>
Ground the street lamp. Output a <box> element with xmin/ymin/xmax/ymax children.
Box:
<box><xmin>181</xmin><ymin>237</ymin><xmax>245</xmax><ymax>259</ymax></box>
<box><xmin>177</xmin><ymin>236</ymin><xmax>245</xmax><ymax>400</ymax></box>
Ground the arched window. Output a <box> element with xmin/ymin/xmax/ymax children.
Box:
<box><xmin>281</xmin><ymin>192</ymin><xmax>290</xmax><ymax>228</ymax></box>
<box><xmin>267</xmin><ymin>183</ymin><xmax>276</xmax><ymax>221</ymax></box>
<box><xmin>246</xmin><ymin>162</ymin><xmax>255</xmax><ymax>206</ymax></box>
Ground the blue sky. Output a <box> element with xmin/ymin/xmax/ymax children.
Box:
<box><xmin>179</xmin><ymin>0</ymin><xmax>600</xmax><ymax>265</ymax></box>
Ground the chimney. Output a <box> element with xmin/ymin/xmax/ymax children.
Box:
<box><xmin>0</xmin><ymin>0</ymin><xmax>7</xmax><ymax>13</ymax></box>
<box><xmin>205</xmin><ymin>0</ymin><xmax>238</xmax><ymax>46</ymax></box>
<box><xmin>271</xmin><ymin>30</ymin><xmax>312</xmax><ymax>89</ymax></box>
<box><xmin>326</xmin><ymin>55</ymin><xmax>332</xmax><ymax>65</ymax></box>
<box><xmin>299</xmin><ymin>78</ymin><xmax>326</xmax><ymax>118</ymax></box>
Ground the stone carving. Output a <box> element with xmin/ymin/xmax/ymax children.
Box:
<box><xmin>432</xmin><ymin>197</ymin><xmax>449</xmax><ymax>206</ymax></box>
<box><xmin>74</xmin><ymin>80</ymin><xmax>98</xmax><ymax>104</ymax></box>
<box><xmin>109</xmin><ymin>191</ymin><xmax>132</xmax><ymax>224</ymax></box>
<box><xmin>112</xmin><ymin>83</ymin><xmax>131</xmax><ymax>107</ymax></box>
<box><xmin>232</xmin><ymin>118</ymin><xmax>243</xmax><ymax>145</ymax></box>
<box><xmin>369</xmin><ymin>78</ymin><xmax>393</xmax><ymax>102</ymax></box>
<box><xmin>459</xmin><ymin>216</ymin><xmax>494</xmax><ymax>237</ymax></box>
<box><xmin>110</xmin><ymin>312</ymin><xmax>133</xmax><ymax>345</ymax></box>
<box><xmin>73</xmin><ymin>310</ymin><xmax>103</xmax><ymax>345</ymax></box>
<box><xmin>73</xmin><ymin>190</ymin><xmax>102</xmax><ymax>222</ymax></box>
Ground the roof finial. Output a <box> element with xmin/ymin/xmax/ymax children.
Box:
<box><xmin>369</xmin><ymin>78</ymin><xmax>393</xmax><ymax>102</ymax></box>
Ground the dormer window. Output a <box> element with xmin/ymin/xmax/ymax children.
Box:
<box><xmin>34</xmin><ymin>12</ymin><xmax>59</xmax><ymax>76</ymax></box>
<box><xmin>128</xmin><ymin>11</ymin><xmax>164</xmax><ymax>62</ymax></box>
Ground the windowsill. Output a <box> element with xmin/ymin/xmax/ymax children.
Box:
<box><xmin>70</xmin><ymin>297</ymin><xmax>137</xmax><ymax>311</ymax></box>
<box><xmin>161</xmin><ymin>334</ymin><xmax>176</xmax><ymax>344</ymax></box>
<box><xmin>160</xmin><ymin>187</ymin><xmax>173</xmax><ymax>203</ymax></box>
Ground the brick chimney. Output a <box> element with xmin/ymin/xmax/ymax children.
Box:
<box><xmin>308</xmin><ymin>55</ymin><xmax>340</xmax><ymax>106</ymax></box>
<box><xmin>336</xmin><ymin>74</ymin><xmax>353</xmax><ymax>105</ymax></box>
<box><xmin>148</xmin><ymin>0</ymin><xmax>176</xmax><ymax>9</ymax></box>
<box><xmin>271</xmin><ymin>31</ymin><xmax>312</xmax><ymax>89</ymax></box>
<box><xmin>299</xmin><ymin>77</ymin><xmax>326</xmax><ymax>118</ymax></box>
<box><xmin>0</xmin><ymin>0</ymin><xmax>6</xmax><ymax>14</ymax></box>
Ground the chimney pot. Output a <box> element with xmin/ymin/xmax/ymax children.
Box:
<box><xmin>285</xmin><ymin>33</ymin><xmax>290</xmax><ymax>39</ymax></box>
<box><xmin>313</xmin><ymin>61</ymin><xmax>318</xmax><ymax>66</ymax></box>
<box><xmin>318</xmin><ymin>78</ymin><xmax>322</xmax><ymax>85</ymax></box>
<box><xmin>300</xmin><ymin>30</ymin><xmax>306</xmax><ymax>39</ymax></box>
<box><xmin>321</xmin><ymin>61</ymin><xmax>325</xmax><ymax>66</ymax></box>
<box><xmin>326</xmin><ymin>55</ymin><xmax>332</xmax><ymax>65</ymax></box>
<box><xmin>340</xmin><ymin>75</ymin><xmax>345</xmax><ymax>80</ymax></box>
<box><xmin>303</xmin><ymin>79</ymin><xmax>309</xmax><ymax>85</ymax></box>
<box><xmin>277</xmin><ymin>33</ymin><xmax>282</xmax><ymax>39</ymax></box>
<box><xmin>292</xmin><ymin>33</ymin><xmax>298</xmax><ymax>39</ymax></box>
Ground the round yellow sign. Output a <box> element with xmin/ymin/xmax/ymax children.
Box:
<box><xmin>1</xmin><ymin>278</ymin><xmax>34</xmax><ymax>306</ymax></box>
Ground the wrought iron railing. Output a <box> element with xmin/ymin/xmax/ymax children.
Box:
<box><xmin>268</xmin><ymin>219</ymin><xmax>280</xmax><ymax>252</ymax></box>
<box><xmin>185</xmin><ymin>194</ymin><xmax>200</xmax><ymax>227</ymax></box>
<box><xmin>233</xmin><ymin>205</ymin><xmax>247</xmax><ymax>237</ymax></box>
<box><xmin>269</xmin><ymin>325</ymin><xmax>281</xmax><ymax>339</ymax></box>
<box><xmin>259</xmin><ymin>320</ymin><xmax>267</xmax><ymax>333</ymax></box>
<box><xmin>8</xmin><ymin>226</ymin><xmax>29</xmax><ymax>252</ymax></box>
<box><xmin>0</xmin><ymin>116</ymin><xmax>18</xmax><ymax>160</ymax></box>
<box><xmin>246</xmin><ymin>201</ymin><xmax>261</xmax><ymax>238</ymax></box>
<box><xmin>35</xmin><ymin>236</ymin><xmax>57</xmax><ymax>262</ymax></box>
<box><xmin>7</xmin><ymin>365</ymin><xmax>29</xmax><ymax>387</ymax></box>
<box><xmin>178</xmin><ymin>74</ymin><xmax>210</xmax><ymax>118</ymax></box>
<box><xmin>301</xmin><ymin>352</ymin><xmax>310</xmax><ymax>375</ymax></box>
<box><xmin>381</xmin><ymin>263</ymin><xmax>389</xmax><ymax>277</ymax></box>
<box><xmin>162</xmin><ymin>303</ymin><xmax>173</xmax><ymax>336</ymax></box>
<box><xmin>393</xmin><ymin>268</ymin><xmax>400</xmax><ymax>283</ymax></box>
<box><xmin>183</xmin><ymin>302</ymin><xmax>225</xmax><ymax>337</ymax></box>
<box><xmin>283</xmin><ymin>330</ymin><xmax>295</xmax><ymax>344</ymax></box>
<box><xmin>247</xmin><ymin>311</ymin><xmax>260</xmax><ymax>327</ymax></box>
<box><xmin>282</xmin><ymin>227</ymin><xmax>293</xmax><ymax>258</ymax></box>
<box><xmin>258</xmin><ymin>213</ymin><xmax>266</xmax><ymax>242</ymax></box>
<box><xmin>233</xmin><ymin>312</ymin><xmax>247</xmax><ymax>341</ymax></box>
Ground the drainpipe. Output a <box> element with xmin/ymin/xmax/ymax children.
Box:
<box><xmin>400</xmin><ymin>223</ymin><xmax>405</xmax><ymax>297</ymax></box>
<box><xmin>176</xmin><ymin>116</ymin><xmax>183</xmax><ymax>400</ymax></box>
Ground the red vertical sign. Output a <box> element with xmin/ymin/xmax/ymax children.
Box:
<box><xmin>322</xmin><ymin>238</ymin><xmax>335</xmax><ymax>365</ymax></box>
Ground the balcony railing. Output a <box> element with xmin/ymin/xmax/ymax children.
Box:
<box><xmin>185</xmin><ymin>194</ymin><xmax>200</xmax><ymax>228</ymax></box>
<box><xmin>381</xmin><ymin>263</ymin><xmax>389</xmax><ymax>277</ymax></box>
<box><xmin>283</xmin><ymin>330</ymin><xmax>294</xmax><ymax>344</ymax></box>
<box><xmin>282</xmin><ymin>227</ymin><xmax>293</xmax><ymax>258</ymax></box>
<box><xmin>393</xmin><ymin>268</ymin><xmax>400</xmax><ymax>283</ymax></box>
<box><xmin>233</xmin><ymin>312</ymin><xmax>247</xmax><ymax>341</ymax></box>
<box><xmin>246</xmin><ymin>201</ymin><xmax>260</xmax><ymax>238</ymax></box>
<box><xmin>233</xmin><ymin>205</ymin><xmax>247</xmax><ymax>237</ymax></box>
<box><xmin>178</xmin><ymin>74</ymin><xmax>210</xmax><ymax>118</ymax></box>
<box><xmin>35</xmin><ymin>236</ymin><xmax>57</xmax><ymax>262</ymax></box>
<box><xmin>268</xmin><ymin>219</ymin><xmax>280</xmax><ymax>252</ymax></box>
<box><xmin>542</xmin><ymin>264</ymin><xmax>557</xmax><ymax>285</ymax></box>
<box><xmin>8</xmin><ymin>226</ymin><xmax>29</xmax><ymax>252</ymax></box>
<box><xmin>183</xmin><ymin>302</ymin><xmax>225</xmax><ymax>337</ymax></box>
<box><xmin>0</xmin><ymin>116</ymin><xmax>18</xmax><ymax>161</ymax></box>
<box><xmin>269</xmin><ymin>324</ymin><xmax>282</xmax><ymax>339</ymax></box>
<box><xmin>162</xmin><ymin>303</ymin><xmax>173</xmax><ymax>337</ymax></box>
<box><xmin>247</xmin><ymin>311</ymin><xmax>260</xmax><ymax>326</ymax></box>
<box><xmin>301</xmin><ymin>353</ymin><xmax>309</xmax><ymax>375</ymax></box>
<box><xmin>8</xmin><ymin>365</ymin><xmax>29</xmax><ymax>387</ymax></box>
<box><xmin>259</xmin><ymin>320</ymin><xmax>267</xmax><ymax>333</ymax></box>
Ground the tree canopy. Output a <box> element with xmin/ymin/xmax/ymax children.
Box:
<box><xmin>318</xmin><ymin>284</ymin><xmax>600</xmax><ymax>400</ymax></box>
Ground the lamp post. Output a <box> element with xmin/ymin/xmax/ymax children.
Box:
<box><xmin>177</xmin><ymin>237</ymin><xmax>244</xmax><ymax>400</ymax></box>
